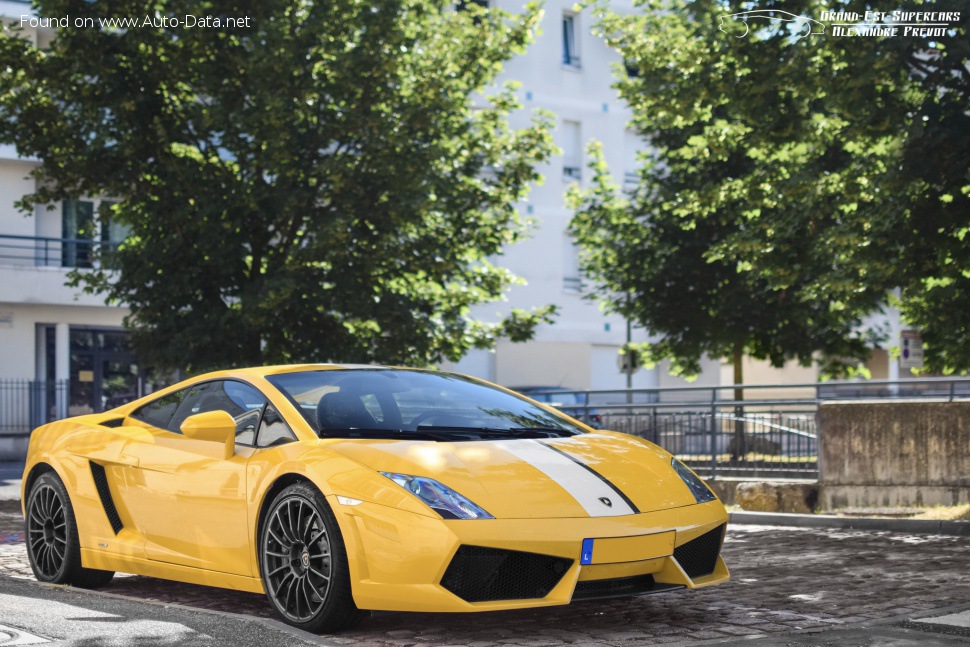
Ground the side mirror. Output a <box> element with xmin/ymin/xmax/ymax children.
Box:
<box><xmin>180</xmin><ymin>410</ymin><xmax>236</xmax><ymax>459</ymax></box>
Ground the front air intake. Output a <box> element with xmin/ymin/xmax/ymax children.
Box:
<box><xmin>441</xmin><ymin>545</ymin><xmax>571</xmax><ymax>602</ymax></box>
<box><xmin>673</xmin><ymin>523</ymin><xmax>725</xmax><ymax>578</ymax></box>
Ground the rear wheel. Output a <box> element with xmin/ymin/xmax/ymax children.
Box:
<box><xmin>259</xmin><ymin>482</ymin><xmax>366</xmax><ymax>633</ymax></box>
<box><xmin>25</xmin><ymin>471</ymin><xmax>115</xmax><ymax>589</ymax></box>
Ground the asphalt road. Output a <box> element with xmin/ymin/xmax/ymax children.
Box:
<box><xmin>0</xmin><ymin>575</ymin><xmax>320</xmax><ymax>647</ymax></box>
<box><xmin>1</xmin><ymin>573</ymin><xmax>968</xmax><ymax>647</ymax></box>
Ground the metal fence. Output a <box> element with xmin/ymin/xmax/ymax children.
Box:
<box><xmin>2</xmin><ymin>377</ymin><xmax>970</xmax><ymax>478</ymax></box>
<box><xmin>0</xmin><ymin>380</ymin><xmax>69</xmax><ymax>438</ymax></box>
<box><xmin>0</xmin><ymin>234</ymin><xmax>120</xmax><ymax>268</ymax></box>
<box><xmin>539</xmin><ymin>377</ymin><xmax>970</xmax><ymax>479</ymax></box>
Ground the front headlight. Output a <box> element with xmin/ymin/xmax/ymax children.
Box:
<box><xmin>380</xmin><ymin>472</ymin><xmax>494</xmax><ymax>520</ymax></box>
<box><xmin>671</xmin><ymin>459</ymin><xmax>717</xmax><ymax>504</ymax></box>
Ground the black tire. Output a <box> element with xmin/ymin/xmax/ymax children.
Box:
<box><xmin>25</xmin><ymin>471</ymin><xmax>115</xmax><ymax>589</ymax></box>
<box><xmin>259</xmin><ymin>482</ymin><xmax>366</xmax><ymax>633</ymax></box>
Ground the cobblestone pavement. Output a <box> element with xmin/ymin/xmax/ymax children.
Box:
<box><xmin>3</xmin><ymin>499</ymin><xmax>970</xmax><ymax>646</ymax></box>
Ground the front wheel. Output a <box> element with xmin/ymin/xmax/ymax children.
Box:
<box><xmin>25</xmin><ymin>471</ymin><xmax>115</xmax><ymax>589</ymax></box>
<box><xmin>259</xmin><ymin>482</ymin><xmax>366</xmax><ymax>633</ymax></box>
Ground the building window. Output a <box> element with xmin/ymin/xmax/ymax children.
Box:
<box><xmin>62</xmin><ymin>200</ymin><xmax>95</xmax><ymax>268</ymax></box>
<box><xmin>562</xmin><ymin>13</ymin><xmax>580</xmax><ymax>68</ymax></box>
<box><xmin>623</xmin><ymin>129</ymin><xmax>643</xmax><ymax>194</ymax></box>
<box><xmin>624</xmin><ymin>58</ymin><xmax>640</xmax><ymax>78</ymax></box>
<box><xmin>563</xmin><ymin>234</ymin><xmax>581</xmax><ymax>293</ymax></box>
<box><xmin>100</xmin><ymin>201</ymin><xmax>129</xmax><ymax>269</ymax></box>
<box><xmin>61</xmin><ymin>199</ymin><xmax>127</xmax><ymax>269</ymax></box>
<box><xmin>456</xmin><ymin>0</ymin><xmax>488</xmax><ymax>23</ymax></box>
<box><xmin>562</xmin><ymin>120</ymin><xmax>582</xmax><ymax>181</ymax></box>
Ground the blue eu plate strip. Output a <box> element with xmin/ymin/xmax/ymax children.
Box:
<box><xmin>581</xmin><ymin>538</ymin><xmax>594</xmax><ymax>565</ymax></box>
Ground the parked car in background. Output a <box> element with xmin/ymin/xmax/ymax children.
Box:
<box><xmin>510</xmin><ymin>386</ymin><xmax>603</xmax><ymax>428</ymax></box>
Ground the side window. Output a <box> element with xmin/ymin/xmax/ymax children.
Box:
<box><xmin>168</xmin><ymin>382</ymin><xmax>217</xmax><ymax>433</ymax></box>
<box><xmin>157</xmin><ymin>380</ymin><xmax>266</xmax><ymax>445</ymax></box>
<box><xmin>257</xmin><ymin>404</ymin><xmax>296</xmax><ymax>448</ymax></box>
<box><xmin>223</xmin><ymin>381</ymin><xmax>268</xmax><ymax>445</ymax></box>
<box><xmin>164</xmin><ymin>380</ymin><xmax>268</xmax><ymax>439</ymax></box>
<box><xmin>131</xmin><ymin>388</ymin><xmax>188</xmax><ymax>430</ymax></box>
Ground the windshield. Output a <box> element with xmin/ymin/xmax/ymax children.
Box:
<box><xmin>266</xmin><ymin>369</ymin><xmax>586</xmax><ymax>439</ymax></box>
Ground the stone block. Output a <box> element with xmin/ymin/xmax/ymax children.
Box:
<box><xmin>736</xmin><ymin>481</ymin><xmax>818</xmax><ymax>513</ymax></box>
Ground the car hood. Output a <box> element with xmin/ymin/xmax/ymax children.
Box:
<box><xmin>324</xmin><ymin>431</ymin><xmax>697</xmax><ymax>519</ymax></box>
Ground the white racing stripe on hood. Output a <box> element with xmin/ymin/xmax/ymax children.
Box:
<box><xmin>492</xmin><ymin>439</ymin><xmax>636</xmax><ymax>517</ymax></box>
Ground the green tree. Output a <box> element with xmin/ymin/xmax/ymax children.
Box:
<box><xmin>569</xmin><ymin>0</ymin><xmax>912</xmax><ymax>386</ymax></box>
<box><xmin>0</xmin><ymin>0</ymin><xmax>555</xmax><ymax>373</ymax></box>
<box><xmin>894</xmin><ymin>5</ymin><xmax>970</xmax><ymax>373</ymax></box>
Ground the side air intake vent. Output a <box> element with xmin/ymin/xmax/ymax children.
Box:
<box><xmin>673</xmin><ymin>523</ymin><xmax>725</xmax><ymax>578</ymax></box>
<box><xmin>441</xmin><ymin>545</ymin><xmax>571</xmax><ymax>602</ymax></box>
<box><xmin>98</xmin><ymin>418</ymin><xmax>125</xmax><ymax>428</ymax></box>
<box><xmin>90</xmin><ymin>462</ymin><xmax>123</xmax><ymax>534</ymax></box>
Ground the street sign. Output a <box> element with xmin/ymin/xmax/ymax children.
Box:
<box><xmin>900</xmin><ymin>329</ymin><xmax>924</xmax><ymax>370</ymax></box>
<box><xmin>617</xmin><ymin>349</ymin><xmax>642</xmax><ymax>374</ymax></box>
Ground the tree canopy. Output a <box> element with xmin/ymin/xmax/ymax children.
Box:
<box><xmin>0</xmin><ymin>0</ymin><xmax>555</xmax><ymax>373</ymax></box>
<box><xmin>894</xmin><ymin>6</ymin><xmax>970</xmax><ymax>372</ymax></box>
<box><xmin>570</xmin><ymin>0</ymin><xmax>968</xmax><ymax>378</ymax></box>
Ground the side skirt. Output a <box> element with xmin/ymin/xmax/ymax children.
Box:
<box><xmin>80</xmin><ymin>548</ymin><xmax>265</xmax><ymax>594</ymax></box>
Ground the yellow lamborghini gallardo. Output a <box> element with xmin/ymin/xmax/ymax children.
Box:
<box><xmin>22</xmin><ymin>365</ymin><xmax>728</xmax><ymax>632</ymax></box>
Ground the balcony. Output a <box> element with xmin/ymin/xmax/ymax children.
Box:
<box><xmin>0</xmin><ymin>234</ymin><xmax>121</xmax><ymax>269</ymax></box>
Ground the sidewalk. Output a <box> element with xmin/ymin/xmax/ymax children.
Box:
<box><xmin>0</xmin><ymin>461</ymin><xmax>23</xmax><ymax>501</ymax></box>
<box><xmin>730</xmin><ymin>510</ymin><xmax>970</xmax><ymax>536</ymax></box>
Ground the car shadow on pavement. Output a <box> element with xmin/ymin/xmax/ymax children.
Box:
<box><xmin>0</xmin><ymin>575</ymin><xmax>314</xmax><ymax>647</ymax></box>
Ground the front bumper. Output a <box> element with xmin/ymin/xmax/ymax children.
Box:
<box><xmin>330</xmin><ymin>497</ymin><xmax>729</xmax><ymax>612</ymax></box>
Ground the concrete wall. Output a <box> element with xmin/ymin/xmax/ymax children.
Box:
<box><xmin>818</xmin><ymin>400</ymin><xmax>970</xmax><ymax>508</ymax></box>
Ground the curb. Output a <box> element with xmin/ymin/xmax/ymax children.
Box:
<box><xmin>729</xmin><ymin>510</ymin><xmax>970</xmax><ymax>536</ymax></box>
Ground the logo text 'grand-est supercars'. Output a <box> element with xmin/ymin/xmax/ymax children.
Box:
<box><xmin>721</xmin><ymin>9</ymin><xmax>961</xmax><ymax>40</ymax></box>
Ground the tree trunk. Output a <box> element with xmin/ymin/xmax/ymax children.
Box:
<box><xmin>732</xmin><ymin>345</ymin><xmax>745</xmax><ymax>462</ymax></box>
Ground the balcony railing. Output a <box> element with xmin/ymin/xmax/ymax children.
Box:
<box><xmin>0</xmin><ymin>234</ymin><xmax>121</xmax><ymax>269</ymax></box>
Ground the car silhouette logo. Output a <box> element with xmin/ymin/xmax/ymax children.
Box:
<box><xmin>599</xmin><ymin>497</ymin><xmax>612</xmax><ymax>508</ymax></box>
<box><xmin>719</xmin><ymin>10</ymin><xmax>825</xmax><ymax>41</ymax></box>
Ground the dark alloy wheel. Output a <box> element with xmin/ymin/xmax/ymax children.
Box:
<box><xmin>260</xmin><ymin>482</ymin><xmax>365</xmax><ymax>633</ymax></box>
<box><xmin>26</xmin><ymin>480</ymin><xmax>67</xmax><ymax>579</ymax></box>
<box><xmin>25</xmin><ymin>470</ymin><xmax>114</xmax><ymax>588</ymax></box>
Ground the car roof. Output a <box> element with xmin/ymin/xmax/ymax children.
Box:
<box><xmin>508</xmin><ymin>386</ymin><xmax>576</xmax><ymax>392</ymax></box>
<box><xmin>190</xmin><ymin>363</ymin><xmax>394</xmax><ymax>380</ymax></box>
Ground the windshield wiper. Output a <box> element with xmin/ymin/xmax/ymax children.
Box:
<box><xmin>416</xmin><ymin>425</ymin><xmax>578</xmax><ymax>439</ymax></box>
<box><xmin>507</xmin><ymin>427</ymin><xmax>579</xmax><ymax>438</ymax></box>
<box><xmin>319</xmin><ymin>428</ymin><xmax>456</xmax><ymax>442</ymax></box>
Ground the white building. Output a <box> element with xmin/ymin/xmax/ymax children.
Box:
<box><xmin>0</xmin><ymin>0</ymin><xmax>900</xmax><ymax>443</ymax></box>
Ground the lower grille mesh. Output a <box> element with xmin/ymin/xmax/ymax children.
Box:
<box><xmin>673</xmin><ymin>523</ymin><xmax>725</xmax><ymax>578</ymax></box>
<box><xmin>441</xmin><ymin>545</ymin><xmax>571</xmax><ymax>602</ymax></box>
<box><xmin>573</xmin><ymin>574</ymin><xmax>655</xmax><ymax>600</ymax></box>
